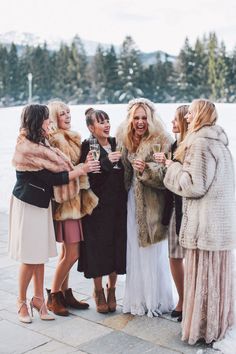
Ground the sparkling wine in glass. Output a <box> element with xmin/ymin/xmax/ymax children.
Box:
<box><xmin>89</xmin><ymin>139</ymin><xmax>101</xmax><ymax>173</ymax></box>
<box><xmin>152</xmin><ymin>143</ymin><xmax>161</xmax><ymax>154</ymax></box>
<box><xmin>113</xmin><ymin>145</ymin><xmax>123</xmax><ymax>169</ymax></box>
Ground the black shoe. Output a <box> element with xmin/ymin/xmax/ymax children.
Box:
<box><xmin>177</xmin><ymin>314</ymin><xmax>182</xmax><ymax>322</ymax></box>
<box><xmin>171</xmin><ymin>309</ymin><xmax>182</xmax><ymax>318</ymax></box>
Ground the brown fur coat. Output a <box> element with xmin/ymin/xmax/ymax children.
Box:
<box><xmin>121</xmin><ymin>134</ymin><xmax>173</xmax><ymax>247</ymax></box>
<box><xmin>49</xmin><ymin>130</ymin><xmax>98</xmax><ymax>220</ymax></box>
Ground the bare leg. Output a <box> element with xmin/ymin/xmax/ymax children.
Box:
<box><xmin>94</xmin><ymin>276</ymin><xmax>103</xmax><ymax>290</ymax></box>
<box><xmin>170</xmin><ymin>258</ymin><xmax>184</xmax><ymax>311</ymax></box>
<box><xmin>18</xmin><ymin>263</ymin><xmax>36</xmax><ymax>316</ymax></box>
<box><xmin>51</xmin><ymin>242</ymin><xmax>79</xmax><ymax>293</ymax></box>
<box><xmin>108</xmin><ymin>272</ymin><xmax>117</xmax><ymax>288</ymax></box>
<box><xmin>32</xmin><ymin>264</ymin><xmax>50</xmax><ymax>315</ymax></box>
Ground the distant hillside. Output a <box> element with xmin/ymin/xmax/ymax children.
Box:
<box><xmin>0</xmin><ymin>31</ymin><xmax>176</xmax><ymax>64</ymax></box>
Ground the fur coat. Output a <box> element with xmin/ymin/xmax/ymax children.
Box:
<box><xmin>164</xmin><ymin>125</ymin><xmax>236</xmax><ymax>251</ymax></box>
<box><xmin>122</xmin><ymin>134</ymin><xmax>173</xmax><ymax>247</ymax></box>
<box><xmin>49</xmin><ymin>130</ymin><xmax>98</xmax><ymax>220</ymax></box>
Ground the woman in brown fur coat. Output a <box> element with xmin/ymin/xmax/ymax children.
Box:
<box><xmin>46</xmin><ymin>101</ymin><xmax>99</xmax><ymax>316</ymax></box>
<box><xmin>117</xmin><ymin>98</ymin><xmax>174</xmax><ymax>317</ymax></box>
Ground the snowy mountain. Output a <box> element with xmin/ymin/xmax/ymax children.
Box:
<box><xmin>0</xmin><ymin>31</ymin><xmax>176</xmax><ymax>63</ymax></box>
<box><xmin>0</xmin><ymin>31</ymin><xmax>120</xmax><ymax>56</ymax></box>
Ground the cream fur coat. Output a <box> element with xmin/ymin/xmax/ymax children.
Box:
<box><xmin>49</xmin><ymin>130</ymin><xmax>98</xmax><ymax>220</ymax></box>
<box><xmin>164</xmin><ymin>125</ymin><xmax>236</xmax><ymax>251</ymax></box>
<box><xmin>122</xmin><ymin>134</ymin><xmax>173</xmax><ymax>247</ymax></box>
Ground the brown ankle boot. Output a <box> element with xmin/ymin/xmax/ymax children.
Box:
<box><xmin>47</xmin><ymin>291</ymin><xmax>69</xmax><ymax>316</ymax></box>
<box><xmin>64</xmin><ymin>288</ymin><xmax>89</xmax><ymax>310</ymax></box>
<box><xmin>106</xmin><ymin>284</ymin><xmax>117</xmax><ymax>312</ymax></box>
<box><xmin>93</xmin><ymin>288</ymin><xmax>109</xmax><ymax>313</ymax></box>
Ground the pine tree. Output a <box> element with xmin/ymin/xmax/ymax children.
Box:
<box><xmin>7</xmin><ymin>43</ymin><xmax>20</xmax><ymax>101</ymax></box>
<box><xmin>117</xmin><ymin>36</ymin><xmax>143</xmax><ymax>102</ymax></box>
<box><xmin>175</xmin><ymin>37</ymin><xmax>196</xmax><ymax>101</ymax></box>
<box><xmin>0</xmin><ymin>44</ymin><xmax>8</xmax><ymax>104</ymax></box>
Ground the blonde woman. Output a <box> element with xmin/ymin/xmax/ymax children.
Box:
<box><xmin>46</xmin><ymin>101</ymin><xmax>99</xmax><ymax>316</ymax></box>
<box><xmin>164</xmin><ymin>99</ymin><xmax>236</xmax><ymax>344</ymax></box>
<box><xmin>117</xmin><ymin>98</ymin><xmax>174</xmax><ymax>317</ymax></box>
<box><xmin>155</xmin><ymin>105</ymin><xmax>189</xmax><ymax>322</ymax></box>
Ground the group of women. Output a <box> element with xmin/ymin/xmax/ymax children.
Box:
<box><xmin>8</xmin><ymin>97</ymin><xmax>235</xmax><ymax>347</ymax></box>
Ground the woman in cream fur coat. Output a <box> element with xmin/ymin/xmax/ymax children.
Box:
<box><xmin>118</xmin><ymin>98</ymin><xmax>174</xmax><ymax>317</ymax></box>
<box><xmin>163</xmin><ymin>99</ymin><xmax>236</xmax><ymax>345</ymax></box>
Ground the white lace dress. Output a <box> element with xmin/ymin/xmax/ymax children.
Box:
<box><xmin>123</xmin><ymin>157</ymin><xmax>174</xmax><ymax>317</ymax></box>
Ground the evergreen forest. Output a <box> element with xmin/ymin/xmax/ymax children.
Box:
<box><xmin>0</xmin><ymin>33</ymin><xmax>236</xmax><ymax>106</ymax></box>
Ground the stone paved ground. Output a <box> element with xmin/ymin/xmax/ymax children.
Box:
<box><xmin>0</xmin><ymin>212</ymin><xmax>221</xmax><ymax>354</ymax></box>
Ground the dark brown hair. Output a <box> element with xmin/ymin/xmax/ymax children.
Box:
<box><xmin>20</xmin><ymin>104</ymin><xmax>49</xmax><ymax>144</ymax></box>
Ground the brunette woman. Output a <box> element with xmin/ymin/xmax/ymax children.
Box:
<box><xmin>78</xmin><ymin>109</ymin><xmax>127</xmax><ymax>313</ymax></box>
<box><xmin>8</xmin><ymin>104</ymin><xmax>99</xmax><ymax>323</ymax></box>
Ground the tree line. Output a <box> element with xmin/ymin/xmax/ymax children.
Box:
<box><xmin>0</xmin><ymin>32</ymin><xmax>236</xmax><ymax>106</ymax></box>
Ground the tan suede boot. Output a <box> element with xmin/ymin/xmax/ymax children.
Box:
<box><xmin>47</xmin><ymin>291</ymin><xmax>69</xmax><ymax>317</ymax></box>
<box><xmin>106</xmin><ymin>284</ymin><xmax>117</xmax><ymax>312</ymax></box>
<box><xmin>64</xmin><ymin>288</ymin><xmax>89</xmax><ymax>310</ymax></box>
<box><xmin>93</xmin><ymin>288</ymin><xmax>109</xmax><ymax>313</ymax></box>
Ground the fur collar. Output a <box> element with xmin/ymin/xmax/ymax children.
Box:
<box><xmin>12</xmin><ymin>132</ymin><xmax>72</xmax><ymax>172</ymax></box>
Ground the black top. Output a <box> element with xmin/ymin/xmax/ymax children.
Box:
<box><xmin>162</xmin><ymin>141</ymin><xmax>183</xmax><ymax>235</ymax></box>
<box><xmin>13</xmin><ymin>169</ymin><xmax>69</xmax><ymax>208</ymax></box>
<box><xmin>78</xmin><ymin>137</ymin><xmax>127</xmax><ymax>278</ymax></box>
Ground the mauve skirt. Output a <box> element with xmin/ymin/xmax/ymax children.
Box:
<box><xmin>55</xmin><ymin>219</ymin><xmax>84</xmax><ymax>244</ymax></box>
<box><xmin>182</xmin><ymin>249</ymin><xmax>234</xmax><ymax>345</ymax></box>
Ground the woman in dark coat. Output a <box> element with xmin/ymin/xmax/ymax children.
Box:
<box><xmin>78</xmin><ymin>109</ymin><xmax>127</xmax><ymax>313</ymax></box>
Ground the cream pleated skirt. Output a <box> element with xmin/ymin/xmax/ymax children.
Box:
<box><xmin>8</xmin><ymin>196</ymin><xmax>57</xmax><ymax>264</ymax></box>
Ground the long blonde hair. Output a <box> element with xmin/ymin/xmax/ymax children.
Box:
<box><xmin>175</xmin><ymin>99</ymin><xmax>218</xmax><ymax>162</ymax></box>
<box><xmin>48</xmin><ymin>100</ymin><xmax>69</xmax><ymax>132</ymax></box>
<box><xmin>120</xmin><ymin>98</ymin><xmax>168</xmax><ymax>152</ymax></box>
<box><xmin>175</xmin><ymin>105</ymin><xmax>189</xmax><ymax>143</ymax></box>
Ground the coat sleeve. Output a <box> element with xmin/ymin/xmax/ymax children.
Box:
<box><xmin>137</xmin><ymin>161</ymin><xmax>166</xmax><ymax>190</ymax></box>
<box><xmin>34</xmin><ymin>169</ymin><xmax>69</xmax><ymax>186</ymax></box>
<box><xmin>164</xmin><ymin>138</ymin><xmax>216</xmax><ymax>198</ymax></box>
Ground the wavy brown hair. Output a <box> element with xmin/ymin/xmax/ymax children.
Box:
<box><xmin>20</xmin><ymin>104</ymin><xmax>49</xmax><ymax>144</ymax></box>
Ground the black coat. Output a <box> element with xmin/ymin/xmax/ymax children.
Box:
<box><xmin>13</xmin><ymin>169</ymin><xmax>69</xmax><ymax>208</ymax></box>
<box><xmin>162</xmin><ymin>141</ymin><xmax>183</xmax><ymax>235</ymax></box>
<box><xmin>78</xmin><ymin>137</ymin><xmax>127</xmax><ymax>278</ymax></box>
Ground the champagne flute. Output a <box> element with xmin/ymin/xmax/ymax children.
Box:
<box><xmin>152</xmin><ymin>143</ymin><xmax>161</xmax><ymax>154</ymax></box>
<box><xmin>89</xmin><ymin>138</ymin><xmax>101</xmax><ymax>173</ymax></box>
<box><xmin>152</xmin><ymin>143</ymin><xmax>161</xmax><ymax>163</ymax></box>
<box><xmin>113</xmin><ymin>145</ymin><xmax>123</xmax><ymax>169</ymax></box>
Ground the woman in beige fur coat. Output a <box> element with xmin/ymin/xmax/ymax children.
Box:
<box><xmin>163</xmin><ymin>99</ymin><xmax>236</xmax><ymax>345</ymax></box>
<box><xmin>46</xmin><ymin>101</ymin><xmax>99</xmax><ymax>316</ymax></box>
<box><xmin>118</xmin><ymin>98</ymin><xmax>174</xmax><ymax>317</ymax></box>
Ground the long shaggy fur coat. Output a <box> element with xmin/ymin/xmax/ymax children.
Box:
<box><xmin>164</xmin><ymin>124</ymin><xmax>236</xmax><ymax>251</ymax></box>
<box><xmin>49</xmin><ymin>129</ymin><xmax>98</xmax><ymax>220</ymax></box>
<box><xmin>122</xmin><ymin>133</ymin><xmax>173</xmax><ymax>247</ymax></box>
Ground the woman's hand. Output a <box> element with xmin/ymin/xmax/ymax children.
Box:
<box><xmin>80</xmin><ymin>160</ymin><xmax>100</xmax><ymax>174</ymax></box>
<box><xmin>153</xmin><ymin>152</ymin><xmax>166</xmax><ymax>164</ymax></box>
<box><xmin>132</xmin><ymin>158</ymin><xmax>146</xmax><ymax>173</ymax></box>
<box><xmin>165</xmin><ymin>159</ymin><xmax>173</xmax><ymax>167</ymax></box>
<box><xmin>85</xmin><ymin>150</ymin><xmax>94</xmax><ymax>162</ymax></box>
<box><xmin>108</xmin><ymin>151</ymin><xmax>121</xmax><ymax>163</ymax></box>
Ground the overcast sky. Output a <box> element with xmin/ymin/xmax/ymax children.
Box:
<box><xmin>0</xmin><ymin>0</ymin><xmax>235</xmax><ymax>55</ymax></box>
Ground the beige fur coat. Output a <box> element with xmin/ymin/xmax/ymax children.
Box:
<box><xmin>164</xmin><ymin>125</ymin><xmax>236</xmax><ymax>251</ymax></box>
<box><xmin>122</xmin><ymin>134</ymin><xmax>173</xmax><ymax>247</ymax></box>
<box><xmin>49</xmin><ymin>130</ymin><xmax>98</xmax><ymax>220</ymax></box>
